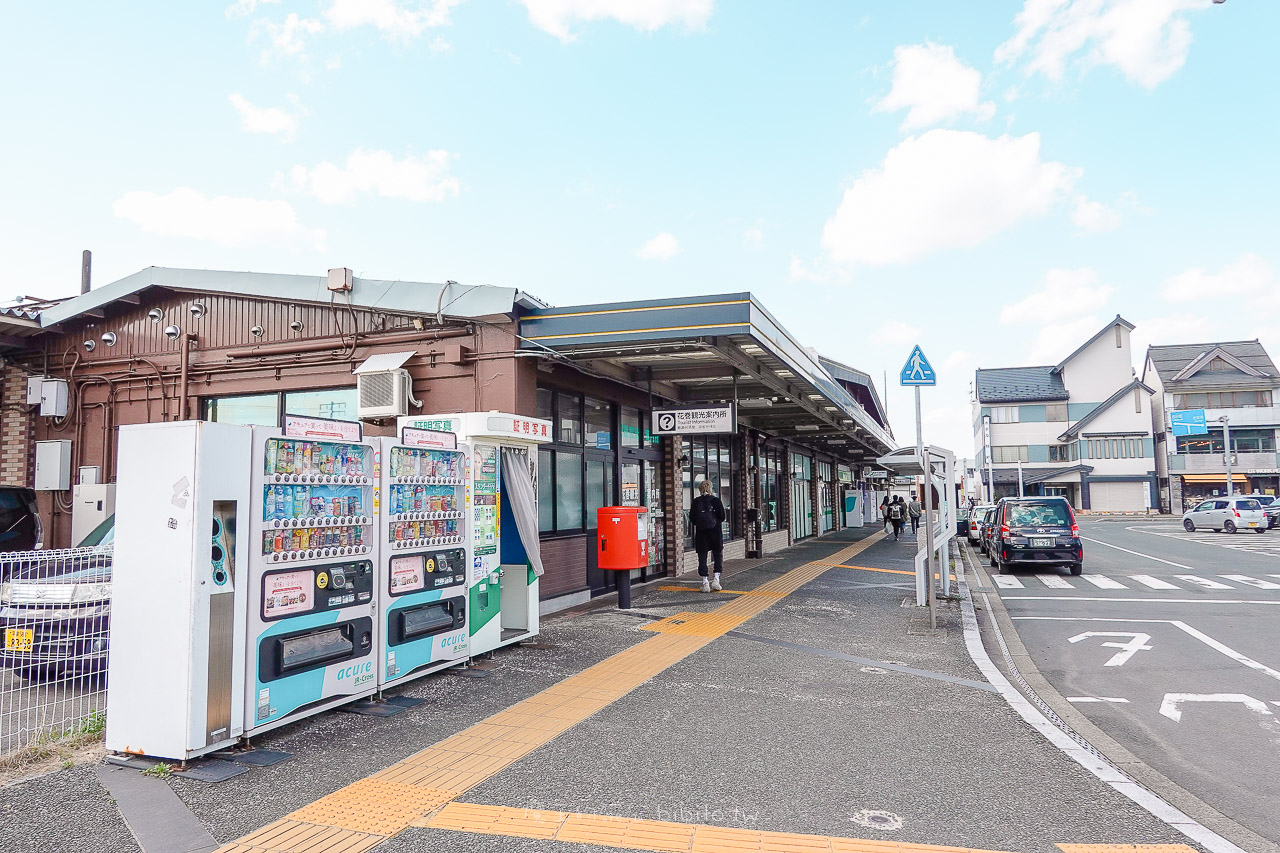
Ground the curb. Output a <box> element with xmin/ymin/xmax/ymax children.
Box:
<box><xmin>958</xmin><ymin>543</ymin><xmax>1277</xmax><ymax>853</ymax></box>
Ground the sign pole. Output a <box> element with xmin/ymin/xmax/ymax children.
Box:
<box><xmin>1223</xmin><ymin>414</ymin><xmax>1233</xmax><ymax>497</ymax></box>
<box><xmin>917</xmin><ymin>386</ymin><xmax>937</xmax><ymax>629</ymax></box>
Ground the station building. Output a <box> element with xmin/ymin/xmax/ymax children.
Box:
<box><xmin>0</xmin><ymin>267</ymin><xmax>895</xmax><ymax>611</ymax></box>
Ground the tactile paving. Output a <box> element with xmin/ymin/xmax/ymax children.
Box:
<box><xmin>213</xmin><ymin>819</ymin><xmax>383</xmax><ymax>853</ymax></box>
<box><xmin>1055</xmin><ymin>846</ymin><xmax>1199</xmax><ymax>853</ymax></box>
<box><xmin>419</xmin><ymin>802</ymin><xmax>1026</xmax><ymax>853</ymax></box>
<box><xmin>286</xmin><ymin>779</ymin><xmax>457</xmax><ymax>835</ymax></box>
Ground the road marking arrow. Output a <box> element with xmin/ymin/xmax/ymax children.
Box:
<box><xmin>1068</xmin><ymin>631</ymin><xmax>1153</xmax><ymax>667</ymax></box>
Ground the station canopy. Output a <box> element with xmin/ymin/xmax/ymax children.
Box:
<box><xmin>519</xmin><ymin>293</ymin><xmax>896</xmax><ymax>466</ymax></box>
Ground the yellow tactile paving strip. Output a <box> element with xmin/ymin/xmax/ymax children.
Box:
<box><xmin>417</xmin><ymin>802</ymin><xmax>1023</xmax><ymax>853</ymax></box>
<box><xmin>213</xmin><ymin>535</ymin><xmax>880</xmax><ymax>853</ymax></box>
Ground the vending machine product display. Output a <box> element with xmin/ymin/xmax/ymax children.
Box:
<box><xmin>400</xmin><ymin>412</ymin><xmax>551</xmax><ymax>657</ymax></box>
<box><xmin>245</xmin><ymin>416</ymin><xmax>379</xmax><ymax>734</ymax></box>
<box><xmin>107</xmin><ymin>421</ymin><xmax>253</xmax><ymax>761</ymax></box>
<box><xmin>377</xmin><ymin>427</ymin><xmax>470</xmax><ymax>687</ymax></box>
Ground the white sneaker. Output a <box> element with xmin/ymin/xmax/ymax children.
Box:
<box><xmin>700</xmin><ymin>577</ymin><xmax>711</xmax><ymax>593</ymax></box>
<box><xmin>711</xmin><ymin>574</ymin><xmax>722</xmax><ymax>591</ymax></box>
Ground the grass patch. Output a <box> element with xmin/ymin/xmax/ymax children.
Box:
<box><xmin>0</xmin><ymin>714</ymin><xmax>108</xmax><ymax>781</ymax></box>
<box><xmin>141</xmin><ymin>762</ymin><xmax>173</xmax><ymax>779</ymax></box>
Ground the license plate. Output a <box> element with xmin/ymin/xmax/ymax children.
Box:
<box><xmin>1248</xmin><ymin>522</ymin><xmax>1258</xmax><ymax>527</ymax></box>
<box><xmin>4</xmin><ymin>628</ymin><xmax>34</xmax><ymax>653</ymax></box>
<box><xmin>1031</xmin><ymin>537</ymin><xmax>1055</xmax><ymax>547</ymax></box>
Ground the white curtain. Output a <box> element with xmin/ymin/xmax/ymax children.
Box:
<box><xmin>501</xmin><ymin>446</ymin><xmax>544</xmax><ymax>577</ymax></box>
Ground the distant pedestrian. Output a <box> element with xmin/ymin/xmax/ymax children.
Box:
<box><xmin>880</xmin><ymin>495</ymin><xmax>892</xmax><ymax>533</ymax></box>
<box><xmin>907</xmin><ymin>495</ymin><xmax>922</xmax><ymax>533</ymax></box>
<box><xmin>691</xmin><ymin>480</ymin><xmax>727</xmax><ymax>593</ymax></box>
<box><xmin>888</xmin><ymin>497</ymin><xmax>905</xmax><ymax>540</ymax></box>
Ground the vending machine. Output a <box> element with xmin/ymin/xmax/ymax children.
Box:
<box><xmin>376</xmin><ymin>426</ymin><xmax>470</xmax><ymax>687</ymax></box>
<box><xmin>399</xmin><ymin>412</ymin><xmax>551</xmax><ymax>657</ymax></box>
<box><xmin>245</xmin><ymin>415</ymin><xmax>379</xmax><ymax>735</ymax></box>
<box><xmin>107</xmin><ymin>421</ymin><xmax>252</xmax><ymax>761</ymax></box>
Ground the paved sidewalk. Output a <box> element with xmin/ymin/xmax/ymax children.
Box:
<box><xmin>0</xmin><ymin>527</ymin><xmax>1205</xmax><ymax>853</ymax></box>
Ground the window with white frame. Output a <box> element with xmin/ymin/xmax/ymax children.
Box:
<box><xmin>989</xmin><ymin>406</ymin><xmax>1019</xmax><ymax>423</ymax></box>
<box><xmin>992</xmin><ymin>445</ymin><xmax>1029</xmax><ymax>463</ymax></box>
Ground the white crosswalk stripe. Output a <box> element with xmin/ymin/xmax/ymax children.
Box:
<box><xmin>1036</xmin><ymin>574</ymin><xmax>1074</xmax><ymax>589</ymax></box>
<box><xmin>1080</xmin><ymin>574</ymin><xmax>1127</xmax><ymax>589</ymax></box>
<box><xmin>1174</xmin><ymin>575</ymin><xmax>1233</xmax><ymax>589</ymax></box>
<box><xmin>1129</xmin><ymin>575</ymin><xmax>1180</xmax><ymax>590</ymax></box>
<box><xmin>991</xmin><ymin>575</ymin><xmax>1024</xmax><ymax>588</ymax></box>
<box><xmin>1220</xmin><ymin>574</ymin><xmax>1280</xmax><ymax>589</ymax></box>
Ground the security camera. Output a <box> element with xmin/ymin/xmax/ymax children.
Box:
<box><xmin>164</xmin><ymin>325</ymin><xmax>182</xmax><ymax>340</ymax></box>
<box><xmin>101</xmin><ymin>332</ymin><xmax>117</xmax><ymax>347</ymax></box>
<box><xmin>147</xmin><ymin>308</ymin><xmax>163</xmax><ymax>322</ymax></box>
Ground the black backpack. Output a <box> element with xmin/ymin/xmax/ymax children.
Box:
<box><xmin>889</xmin><ymin>503</ymin><xmax>903</xmax><ymax>520</ymax></box>
<box><xmin>693</xmin><ymin>496</ymin><xmax>719</xmax><ymax>531</ymax></box>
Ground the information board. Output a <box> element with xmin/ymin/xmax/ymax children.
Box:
<box><xmin>472</xmin><ymin>444</ymin><xmax>499</xmax><ymax>557</ymax></box>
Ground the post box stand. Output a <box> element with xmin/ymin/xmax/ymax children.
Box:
<box><xmin>596</xmin><ymin>506</ymin><xmax>649</xmax><ymax>609</ymax></box>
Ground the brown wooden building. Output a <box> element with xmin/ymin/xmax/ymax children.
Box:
<box><xmin>0</xmin><ymin>267</ymin><xmax>895</xmax><ymax>611</ymax></box>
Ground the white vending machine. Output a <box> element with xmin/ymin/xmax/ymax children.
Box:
<box><xmin>399</xmin><ymin>412</ymin><xmax>551</xmax><ymax>657</ymax></box>
<box><xmin>376</xmin><ymin>426</ymin><xmax>470</xmax><ymax>687</ymax></box>
<box><xmin>245</xmin><ymin>416</ymin><xmax>379</xmax><ymax>735</ymax></box>
<box><xmin>107</xmin><ymin>421</ymin><xmax>252</xmax><ymax>761</ymax></box>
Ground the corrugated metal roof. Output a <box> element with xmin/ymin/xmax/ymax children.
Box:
<box><xmin>38</xmin><ymin>267</ymin><xmax>522</xmax><ymax>328</ymax></box>
<box><xmin>1145</xmin><ymin>340</ymin><xmax>1280</xmax><ymax>390</ymax></box>
<box><xmin>975</xmin><ymin>366</ymin><xmax>1069</xmax><ymax>403</ymax></box>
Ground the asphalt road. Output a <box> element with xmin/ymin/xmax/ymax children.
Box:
<box><xmin>991</xmin><ymin>516</ymin><xmax>1280</xmax><ymax>845</ymax></box>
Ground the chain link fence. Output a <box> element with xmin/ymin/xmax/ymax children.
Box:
<box><xmin>0</xmin><ymin>544</ymin><xmax>113</xmax><ymax>757</ymax></box>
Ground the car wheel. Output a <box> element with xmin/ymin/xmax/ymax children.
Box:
<box><xmin>1225</xmin><ymin>520</ymin><xmax>1237</xmax><ymax>534</ymax></box>
<box><xmin>1069</xmin><ymin>562</ymin><xmax>1083</xmax><ymax>576</ymax></box>
<box><xmin>998</xmin><ymin>560</ymin><xmax>1013</xmax><ymax>575</ymax></box>
<box><xmin>1258</xmin><ymin>528</ymin><xmax>1268</xmax><ymax>534</ymax></box>
<box><xmin>989</xmin><ymin>551</ymin><xmax>997</xmax><ymax>567</ymax></box>
<box><xmin>1183</xmin><ymin>519</ymin><xmax>1195</xmax><ymax>532</ymax></box>
<box><xmin>13</xmin><ymin>665</ymin><xmax>63</xmax><ymax>683</ymax></box>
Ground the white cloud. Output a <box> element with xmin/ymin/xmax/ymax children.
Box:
<box><xmin>229</xmin><ymin>93</ymin><xmax>304</xmax><ymax>141</ymax></box>
<box><xmin>1071</xmin><ymin>195</ymin><xmax>1123</xmax><ymax>233</ymax></box>
<box><xmin>226</xmin><ymin>0</ymin><xmax>279</xmax><ymax>18</ymax></box>
<box><xmin>743</xmin><ymin>227</ymin><xmax>763</xmax><ymax>248</ymax></box>
<box><xmin>291</xmin><ymin>149</ymin><xmax>461</xmax><ymax>204</ymax></box>
<box><xmin>1161</xmin><ymin>253</ymin><xmax>1276</xmax><ymax>302</ymax></box>
<box><xmin>1001</xmin><ymin>268</ymin><xmax>1114</xmax><ymax>325</ymax></box>
<box><xmin>821</xmin><ymin>129</ymin><xmax>1079</xmax><ymax>266</ymax></box>
<box><xmin>324</xmin><ymin>0</ymin><xmax>460</xmax><ymax>40</ymax></box>
<box><xmin>253</xmin><ymin>13</ymin><xmax>324</xmax><ymax>63</ymax></box>
<box><xmin>872</xmin><ymin>42</ymin><xmax>995</xmax><ymax>131</ymax></box>
<box><xmin>518</xmin><ymin>0</ymin><xmax>714</xmax><ymax>42</ymax></box>
<box><xmin>1027</xmin><ymin>315</ymin><xmax>1105</xmax><ymax>363</ymax></box>
<box><xmin>636</xmin><ymin>232</ymin><xmax>680</xmax><ymax>261</ymax></box>
<box><xmin>995</xmin><ymin>0</ymin><xmax>1214</xmax><ymax>90</ymax></box>
<box><xmin>113</xmin><ymin>188</ymin><xmax>324</xmax><ymax>251</ymax></box>
<box><xmin>871</xmin><ymin>319</ymin><xmax>922</xmax><ymax>347</ymax></box>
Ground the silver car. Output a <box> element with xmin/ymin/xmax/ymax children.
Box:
<box><xmin>1182</xmin><ymin>496</ymin><xmax>1268</xmax><ymax>534</ymax></box>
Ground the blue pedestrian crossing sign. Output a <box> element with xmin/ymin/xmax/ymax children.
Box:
<box><xmin>900</xmin><ymin>345</ymin><xmax>936</xmax><ymax>386</ymax></box>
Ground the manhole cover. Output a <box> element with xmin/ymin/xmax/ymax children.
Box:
<box><xmin>850</xmin><ymin>809</ymin><xmax>903</xmax><ymax>831</ymax></box>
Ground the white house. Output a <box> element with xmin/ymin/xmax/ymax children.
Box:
<box><xmin>973</xmin><ymin>316</ymin><xmax>1156</xmax><ymax>511</ymax></box>
<box><xmin>1143</xmin><ymin>340</ymin><xmax>1280</xmax><ymax>512</ymax></box>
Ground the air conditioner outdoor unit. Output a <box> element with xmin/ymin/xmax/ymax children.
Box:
<box><xmin>353</xmin><ymin>351</ymin><xmax>419</xmax><ymax>420</ymax></box>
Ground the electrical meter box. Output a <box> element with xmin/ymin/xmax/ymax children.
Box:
<box><xmin>34</xmin><ymin>440</ymin><xmax>72</xmax><ymax>491</ymax></box>
<box><xmin>596</xmin><ymin>506</ymin><xmax>649</xmax><ymax>570</ymax></box>
<box><xmin>72</xmin><ymin>483</ymin><xmax>116</xmax><ymax>546</ymax></box>
<box><xmin>39</xmin><ymin>378</ymin><xmax>68</xmax><ymax>417</ymax></box>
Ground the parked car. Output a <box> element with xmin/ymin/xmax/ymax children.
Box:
<box><xmin>0</xmin><ymin>486</ymin><xmax>42</xmax><ymax>556</ymax></box>
<box><xmin>0</xmin><ymin>515</ymin><xmax>114</xmax><ymax>681</ymax></box>
<box><xmin>1242</xmin><ymin>494</ymin><xmax>1280</xmax><ymax>529</ymax></box>
<box><xmin>1182</xmin><ymin>497</ymin><xmax>1267</xmax><ymax>534</ymax></box>
<box><xmin>967</xmin><ymin>505</ymin><xmax>994</xmax><ymax>544</ymax></box>
<box><xmin>987</xmin><ymin>497</ymin><xmax>1083</xmax><ymax>575</ymax></box>
<box><xmin>979</xmin><ymin>506</ymin><xmax>999</xmax><ymax>556</ymax></box>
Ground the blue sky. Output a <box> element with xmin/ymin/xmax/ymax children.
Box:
<box><xmin>2</xmin><ymin>0</ymin><xmax>1276</xmax><ymax>455</ymax></box>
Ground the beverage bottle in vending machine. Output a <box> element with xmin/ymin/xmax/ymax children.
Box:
<box><xmin>272</xmin><ymin>486</ymin><xmax>285</xmax><ymax>520</ymax></box>
<box><xmin>294</xmin><ymin>486</ymin><xmax>307</xmax><ymax>518</ymax></box>
<box><xmin>274</xmin><ymin>531</ymin><xmax>285</xmax><ymax>553</ymax></box>
<box><xmin>262</xmin><ymin>534</ymin><xmax>273</xmax><ymax>555</ymax></box>
<box><xmin>277</xmin><ymin>442</ymin><xmax>293</xmax><ymax>474</ymax></box>
<box><xmin>266</xmin><ymin>440</ymin><xmax>278</xmax><ymax>474</ymax></box>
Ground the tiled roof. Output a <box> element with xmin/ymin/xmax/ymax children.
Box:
<box><xmin>975</xmin><ymin>366</ymin><xmax>1069</xmax><ymax>403</ymax></box>
<box><xmin>1145</xmin><ymin>340</ymin><xmax>1280</xmax><ymax>390</ymax></box>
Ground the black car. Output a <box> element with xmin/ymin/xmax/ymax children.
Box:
<box><xmin>0</xmin><ymin>487</ymin><xmax>42</xmax><ymax>556</ymax></box>
<box><xmin>987</xmin><ymin>497</ymin><xmax>1083</xmax><ymax>575</ymax></box>
<box><xmin>978</xmin><ymin>507</ymin><xmax>998</xmax><ymax>555</ymax></box>
<box><xmin>0</xmin><ymin>515</ymin><xmax>113</xmax><ymax>681</ymax></box>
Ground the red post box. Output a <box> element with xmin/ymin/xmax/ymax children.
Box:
<box><xmin>596</xmin><ymin>506</ymin><xmax>649</xmax><ymax>608</ymax></box>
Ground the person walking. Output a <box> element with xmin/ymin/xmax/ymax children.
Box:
<box><xmin>691</xmin><ymin>480</ymin><xmax>727</xmax><ymax>593</ymax></box>
<box><xmin>880</xmin><ymin>494</ymin><xmax>892</xmax><ymax>533</ymax></box>
<box><xmin>888</xmin><ymin>496</ymin><xmax>906</xmax><ymax>540</ymax></box>
<box><xmin>907</xmin><ymin>494</ymin><xmax>922</xmax><ymax>534</ymax></box>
